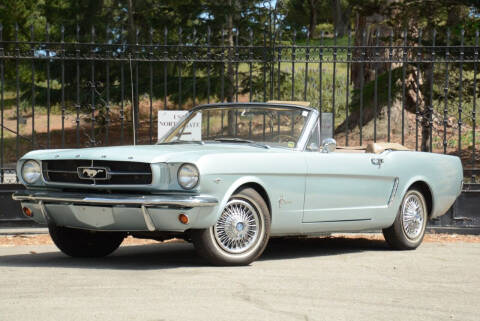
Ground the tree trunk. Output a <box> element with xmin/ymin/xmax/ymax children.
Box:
<box><xmin>308</xmin><ymin>0</ymin><xmax>318</xmax><ymax>37</ymax></box>
<box><xmin>127</xmin><ymin>0</ymin><xmax>136</xmax><ymax>46</ymax></box>
<box><xmin>332</xmin><ymin>0</ymin><xmax>347</xmax><ymax>37</ymax></box>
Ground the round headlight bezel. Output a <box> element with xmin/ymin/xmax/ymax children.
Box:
<box><xmin>21</xmin><ymin>160</ymin><xmax>42</xmax><ymax>184</ymax></box>
<box><xmin>177</xmin><ymin>163</ymin><xmax>199</xmax><ymax>190</ymax></box>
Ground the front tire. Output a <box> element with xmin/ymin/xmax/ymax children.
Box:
<box><xmin>49</xmin><ymin>226</ymin><xmax>125</xmax><ymax>257</ymax></box>
<box><xmin>191</xmin><ymin>188</ymin><xmax>271</xmax><ymax>266</ymax></box>
<box><xmin>383</xmin><ymin>189</ymin><xmax>428</xmax><ymax>250</ymax></box>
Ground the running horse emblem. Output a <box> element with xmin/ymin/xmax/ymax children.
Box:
<box><xmin>82</xmin><ymin>168</ymin><xmax>104</xmax><ymax>178</ymax></box>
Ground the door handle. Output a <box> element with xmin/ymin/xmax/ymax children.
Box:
<box><xmin>371</xmin><ymin>158</ymin><xmax>384</xmax><ymax>167</ymax></box>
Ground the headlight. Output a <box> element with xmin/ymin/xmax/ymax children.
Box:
<box><xmin>22</xmin><ymin>160</ymin><xmax>42</xmax><ymax>184</ymax></box>
<box><xmin>177</xmin><ymin>164</ymin><xmax>199</xmax><ymax>189</ymax></box>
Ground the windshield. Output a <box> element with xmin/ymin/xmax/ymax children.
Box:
<box><xmin>160</xmin><ymin>105</ymin><xmax>311</xmax><ymax>149</ymax></box>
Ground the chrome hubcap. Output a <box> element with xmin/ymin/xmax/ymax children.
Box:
<box><xmin>402</xmin><ymin>194</ymin><xmax>425</xmax><ymax>239</ymax></box>
<box><xmin>214</xmin><ymin>199</ymin><xmax>260</xmax><ymax>254</ymax></box>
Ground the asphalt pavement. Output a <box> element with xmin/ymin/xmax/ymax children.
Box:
<box><xmin>0</xmin><ymin>237</ymin><xmax>479</xmax><ymax>321</ymax></box>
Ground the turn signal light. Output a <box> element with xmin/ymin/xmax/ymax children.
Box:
<box><xmin>22</xmin><ymin>207</ymin><xmax>33</xmax><ymax>217</ymax></box>
<box><xmin>178</xmin><ymin>213</ymin><xmax>189</xmax><ymax>225</ymax></box>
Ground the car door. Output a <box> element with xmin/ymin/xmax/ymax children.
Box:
<box><xmin>302</xmin><ymin>129</ymin><xmax>397</xmax><ymax>223</ymax></box>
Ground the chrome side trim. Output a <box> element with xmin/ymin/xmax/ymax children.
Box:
<box><xmin>388</xmin><ymin>178</ymin><xmax>400</xmax><ymax>207</ymax></box>
<box><xmin>13</xmin><ymin>190</ymin><xmax>218</xmax><ymax>208</ymax></box>
<box><xmin>141</xmin><ymin>205</ymin><xmax>156</xmax><ymax>231</ymax></box>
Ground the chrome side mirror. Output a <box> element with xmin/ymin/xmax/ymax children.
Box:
<box><xmin>321</xmin><ymin>138</ymin><xmax>336</xmax><ymax>153</ymax></box>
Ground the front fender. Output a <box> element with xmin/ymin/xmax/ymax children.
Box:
<box><xmin>194</xmin><ymin>175</ymin><xmax>269</xmax><ymax>228</ymax></box>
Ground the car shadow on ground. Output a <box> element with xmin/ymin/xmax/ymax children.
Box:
<box><xmin>0</xmin><ymin>236</ymin><xmax>390</xmax><ymax>270</ymax></box>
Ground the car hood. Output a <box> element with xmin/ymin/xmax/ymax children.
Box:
<box><xmin>22</xmin><ymin>143</ymin><xmax>287</xmax><ymax>164</ymax></box>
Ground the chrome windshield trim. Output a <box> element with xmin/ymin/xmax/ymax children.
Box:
<box><xmin>13</xmin><ymin>190</ymin><xmax>218</xmax><ymax>207</ymax></box>
<box><xmin>296</xmin><ymin>109</ymin><xmax>319</xmax><ymax>151</ymax></box>
<box><xmin>158</xmin><ymin>102</ymin><xmax>317</xmax><ymax>146</ymax></box>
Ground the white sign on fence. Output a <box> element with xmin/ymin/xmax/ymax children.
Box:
<box><xmin>158</xmin><ymin>110</ymin><xmax>202</xmax><ymax>142</ymax></box>
<box><xmin>320</xmin><ymin>112</ymin><xmax>333</xmax><ymax>142</ymax></box>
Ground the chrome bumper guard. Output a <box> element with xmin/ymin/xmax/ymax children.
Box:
<box><xmin>12</xmin><ymin>190</ymin><xmax>218</xmax><ymax>208</ymax></box>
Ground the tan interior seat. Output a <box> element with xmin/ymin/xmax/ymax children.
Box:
<box><xmin>335</xmin><ymin>146</ymin><xmax>365</xmax><ymax>153</ymax></box>
<box><xmin>335</xmin><ymin>143</ymin><xmax>410</xmax><ymax>154</ymax></box>
<box><xmin>365</xmin><ymin>142</ymin><xmax>411</xmax><ymax>154</ymax></box>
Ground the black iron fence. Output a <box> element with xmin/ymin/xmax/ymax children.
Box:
<box><xmin>0</xmin><ymin>25</ymin><xmax>479</xmax><ymax>183</ymax></box>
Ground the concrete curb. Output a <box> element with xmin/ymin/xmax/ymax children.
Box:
<box><xmin>0</xmin><ymin>228</ymin><xmax>48</xmax><ymax>235</ymax></box>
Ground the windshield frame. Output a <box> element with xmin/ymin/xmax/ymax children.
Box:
<box><xmin>158</xmin><ymin>102</ymin><xmax>319</xmax><ymax>151</ymax></box>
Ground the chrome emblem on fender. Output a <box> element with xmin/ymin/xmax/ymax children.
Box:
<box><xmin>77</xmin><ymin>167</ymin><xmax>109</xmax><ymax>180</ymax></box>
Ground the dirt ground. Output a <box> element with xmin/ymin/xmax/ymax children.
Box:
<box><xmin>0</xmin><ymin>233</ymin><xmax>479</xmax><ymax>247</ymax></box>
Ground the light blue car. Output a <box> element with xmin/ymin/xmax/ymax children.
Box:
<box><xmin>13</xmin><ymin>103</ymin><xmax>463</xmax><ymax>265</ymax></box>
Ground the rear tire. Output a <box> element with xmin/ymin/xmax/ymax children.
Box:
<box><xmin>49</xmin><ymin>226</ymin><xmax>125</xmax><ymax>257</ymax></box>
<box><xmin>383</xmin><ymin>189</ymin><xmax>428</xmax><ymax>250</ymax></box>
<box><xmin>191</xmin><ymin>188</ymin><xmax>271</xmax><ymax>266</ymax></box>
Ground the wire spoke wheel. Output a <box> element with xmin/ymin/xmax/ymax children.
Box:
<box><xmin>383</xmin><ymin>188</ymin><xmax>428</xmax><ymax>250</ymax></box>
<box><xmin>214</xmin><ymin>199</ymin><xmax>261</xmax><ymax>254</ymax></box>
<box><xmin>192</xmin><ymin>188</ymin><xmax>270</xmax><ymax>265</ymax></box>
<box><xmin>401</xmin><ymin>194</ymin><xmax>425</xmax><ymax>240</ymax></box>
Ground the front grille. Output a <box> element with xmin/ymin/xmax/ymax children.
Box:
<box><xmin>42</xmin><ymin>160</ymin><xmax>152</xmax><ymax>185</ymax></box>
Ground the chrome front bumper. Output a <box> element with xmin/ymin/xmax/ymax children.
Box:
<box><xmin>13</xmin><ymin>190</ymin><xmax>219</xmax><ymax>232</ymax></box>
<box><xmin>12</xmin><ymin>190</ymin><xmax>218</xmax><ymax>207</ymax></box>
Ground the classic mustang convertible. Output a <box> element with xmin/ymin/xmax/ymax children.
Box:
<box><xmin>13</xmin><ymin>103</ymin><xmax>463</xmax><ymax>265</ymax></box>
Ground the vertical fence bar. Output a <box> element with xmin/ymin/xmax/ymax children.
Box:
<box><xmin>149</xmin><ymin>28</ymin><xmax>153</xmax><ymax>143</ymax></box>
<box><xmin>207</xmin><ymin>27</ymin><xmax>211</xmax><ymax>104</ymax></box>
<box><xmin>61</xmin><ymin>25</ymin><xmax>66</xmax><ymax>148</ymax></box>
<box><xmin>120</xmin><ymin>29</ymin><xmax>125</xmax><ymax>145</ymax></box>
<box><xmin>373</xmin><ymin>29</ymin><xmax>379</xmax><ymax>142</ymax></box>
<box><xmin>220</xmin><ymin>28</ymin><xmax>225</xmax><ymax>131</ymax></box>
<box><xmin>291</xmin><ymin>30</ymin><xmax>296</xmax><ymax>100</ymax></box>
<box><xmin>472</xmin><ymin>30</ymin><xmax>478</xmax><ymax>183</ymax></box>
<box><xmin>401</xmin><ymin>29</ymin><xmax>407</xmax><ymax>146</ymax></box>
<box><xmin>192</xmin><ymin>28</ymin><xmax>196</xmax><ymax>106</ymax></box>
<box><xmin>304</xmin><ymin>30</ymin><xmax>309</xmax><ymax>101</ymax></box>
<box><xmin>75</xmin><ymin>25</ymin><xmax>80</xmax><ymax>147</ymax></box>
<box><xmin>31</xmin><ymin>25</ymin><xmax>35</xmax><ymax>148</ymax></box>
<box><xmin>443</xmin><ymin>29</ymin><xmax>450</xmax><ymax>154</ymax></box>
<box><xmin>387</xmin><ymin>30</ymin><xmax>393</xmax><ymax>142</ymax></box>
<box><xmin>46</xmin><ymin>23</ymin><xmax>51</xmax><ymax>148</ymax></box>
<box><xmin>359</xmin><ymin>31</ymin><xmax>365</xmax><ymax>146</ymax></box>
<box><xmin>0</xmin><ymin>23</ymin><xmax>3</xmax><ymax>178</ymax></box>
<box><xmin>164</xmin><ymin>27</ymin><xmax>168</xmax><ymax>110</ymax></box>
<box><xmin>269</xmin><ymin>11</ymin><xmax>274</xmax><ymax>100</ymax></box>
<box><xmin>332</xmin><ymin>31</ymin><xmax>337</xmax><ymax>135</ymax></box>
<box><xmin>134</xmin><ymin>27</ymin><xmax>139</xmax><ymax>140</ymax></box>
<box><xmin>415</xmin><ymin>29</ymin><xmax>422</xmax><ymax>150</ymax></box>
<box><xmin>206</xmin><ymin>28</ymin><xmax>211</xmax><ymax>137</ymax></box>
<box><xmin>458</xmin><ymin>29</ymin><xmax>464</xmax><ymax>154</ymax></box>
<box><xmin>319</xmin><ymin>32</ymin><xmax>323</xmax><ymax>116</ymax></box>
<box><xmin>178</xmin><ymin>27</ymin><xmax>182</xmax><ymax>109</ymax></box>
<box><xmin>249</xmin><ymin>29</ymin><xmax>253</xmax><ymax>102</ymax></box>
<box><xmin>105</xmin><ymin>27</ymin><xmax>111</xmax><ymax>145</ymax></box>
<box><xmin>345</xmin><ymin>29</ymin><xmax>351</xmax><ymax>146</ymax></box>
<box><xmin>428</xmin><ymin>29</ymin><xmax>436</xmax><ymax>152</ymax></box>
<box><xmin>235</xmin><ymin>28</ymin><xmax>239</xmax><ymax>102</ymax></box>
<box><xmin>15</xmin><ymin>24</ymin><xmax>20</xmax><ymax>159</ymax></box>
<box><xmin>277</xmin><ymin>31</ymin><xmax>282</xmax><ymax>100</ymax></box>
<box><xmin>90</xmin><ymin>26</ymin><xmax>96</xmax><ymax>146</ymax></box>
<box><xmin>221</xmin><ymin>28</ymin><xmax>225</xmax><ymax>102</ymax></box>
<box><xmin>263</xmin><ymin>29</ymin><xmax>267</xmax><ymax>102</ymax></box>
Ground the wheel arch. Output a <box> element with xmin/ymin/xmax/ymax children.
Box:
<box><xmin>233</xmin><ymin>182</ymin><xmax>272</xmax><ymax>216</ymax></box>
<box><xmin>216</xmin><ymin>176</ymin><xmax>272</xmax><ymax>220</ymax></box>
<box><xmin>407</xmin><ymin>180</ymin><xmax>433</xmax><ymax>218</ymax></box>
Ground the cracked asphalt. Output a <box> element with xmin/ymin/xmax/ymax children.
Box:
<box><xmin>0</xmin><ymin>236</ymin><xmax>479</xmax><ymax>321</ymax></box>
